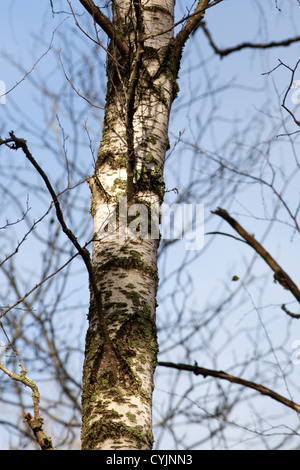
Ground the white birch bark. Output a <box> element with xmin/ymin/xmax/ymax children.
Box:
<box><xmin>81</xmin><ymin>0</ymin><xmax>208</xmax><ymax>450</ymax></box>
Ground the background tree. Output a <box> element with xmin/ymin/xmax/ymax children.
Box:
<box><xmin>0</xmin><ymin>0</ymin><xmax>300</xmax><ymax>450</ymax></box>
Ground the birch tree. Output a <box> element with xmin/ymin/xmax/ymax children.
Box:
<box><xmin>1</xmin><ymin>0</ymin><xmax>300</xmax><ymax>451</ymax></box>
<box><xmin>79</xmin><ymin>0</ymin><xmax>214</xmax><ymax>450</ymax></box>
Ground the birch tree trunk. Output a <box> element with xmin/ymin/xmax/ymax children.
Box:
<box><xmin>80</xmin><ymin>0</ymin><xmax>209</xmax><ymax>450</ymax></box>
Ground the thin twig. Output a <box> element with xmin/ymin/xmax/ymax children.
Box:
<box><xmin>58</xmin><ymin>48</ymin><xmax>104</xmax><ymax>110</ymax></box>
<box><xmin>0</xmin><ymin>20</ymin><xmax>65</xmax><ymax>99</ymax></box>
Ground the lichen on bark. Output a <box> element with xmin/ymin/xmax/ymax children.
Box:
<box><xmin>81</xmin><ymin>0</ymin><xmax>183</xmax><ymax>451</ymax></box>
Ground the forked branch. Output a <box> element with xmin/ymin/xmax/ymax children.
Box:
<box><xmin>0</xmin><ymin>324</ymin><xmax>55</xmax><ymax>450</ymax></box>
<box><xmin>212</xmin><ymin>207</ymin><xmax>300</xmax><ymax>315</ymax></box>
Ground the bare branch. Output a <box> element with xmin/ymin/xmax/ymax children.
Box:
<box><xmin>158</xmin><ymin>361</ymin><xmax>300</xmax><ymax>415</ymax></box>
<box><xmin>142</xmin><ymin>0</ymin><xmax>224</xmax><ymax>42</ymax></box>
<box><xmin>211</xmin><ymin>207</ymin><xmax>300</xmax><ymax>308</ymax></box>
<box><xmin>200</xmin><ymin>22</ymin><xmax>300</xmax><ymax>58</ymax></box>
<box><xmin>174</xmin><ymin>0</ymin><xmax>210</xmax><ymax>48</ymax></box>
<box><xmin>78</xmin><ymin>0</ymin><xmax>129</xmax><ymax>57</ymax></box>
<box><xmin>0</xmin><ymin>133</ymin><xmax>110</xmax><ymax>343</ymax></box>
<box><xmin>0</xmin><ymin>326</ymin><xmax>55</xmax><ymax>450</ymax></box>
<box><xmin>66</xmin><ymin>0</ymin><xmax>123</xmax><ymax>69</ymax></box>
